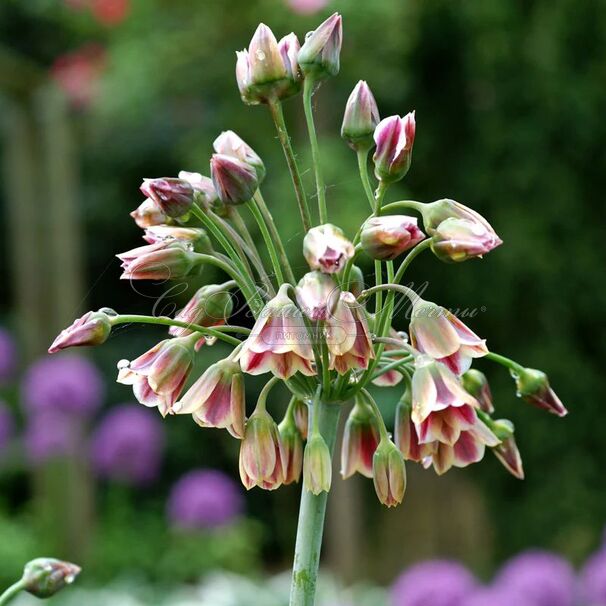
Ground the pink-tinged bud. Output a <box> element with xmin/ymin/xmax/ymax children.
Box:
<box><xmin>178</xmin><ymin>170</ymin><xmax>219</xmax><ymax>207</ymax></box>
<box><xmin>140</xmin><ymin>177</ymin><xmax>194</xmax><ymax>218</ymax></box>
<box><xmin>279</xmin><ymin>415</ymin><xmax>304</xmax><ymax>484</ymax></box>
<box><xmin>346</xmin><ymin>264</ymin><xmax>365</xmax><ymax>298</ymax></box>
<box><xmin>238</xmin><ymin>285</ymin><xmax>316</xmax><ymax>380</ymax></box>
<box><xmin>303</xmin><ymin>433</ymin><xmax>332</xmax><ymax>494</ymax></box>
<box><xmin>298</xmin><ymin>13</ymin><xmax>342</xmax><ymax>80</ymax></box>
<box><xmin>236</xmin><ymin>25</ymin><xmax>302</xmax><ymax>104</ymax></box>
<box><xmin>210</xmin><ymin>153</ymin><xmax>259</xmax><ymax>205</ymax></box>
<box><xmin>295</xmin><ymin>271</ymin><xmax>340</xmax><ymax>321</ymax></box>
<box><xmin>169</xmin><ymin>284</ymin><xmax>234</xmax><ymax>338</ymax></box>
<box><xmin>372</xmin><ymin>440</ymin><xmax>406</xmax><ymax>507</ymax></box>
<box><xmin>409</xmin><ymin>300</ymin><xmax>488</xmax><ymax>375</ymax></box>
<box><xmin>421</xmin><ymin>199</ymin><xmax>502</xmax><ymax>262</ymax></box>
<box><xmin>22</xmin><ymin>558</ymin><xmax>81</xmax><ymax>598</ymax></box>
<box><xmin>292</xmin><ymin>398</ymin><xmax>309</xmax><ymax>439</ymax></box>
<box><xmin>117</xmin><ymin>241</ymin><xmax>199</xmax><ymax>281</ymax></box>
<box><xmin>341</xmin><ymin>400</ymin><xmax>380</xmax><ymax>478</ymax></box>
<box><xmin>143</xmin><ymin>226</ymin><xmax>213</xmax><ymax>254</ymax></box>
<box><xmin>116</xmin><ymin>335</ymin><xmax>196</xmax><ymax>417</ymax></box>
<box><xmin>462</xmin><ymin>369</ymin><xmax>494</xmax><ymax>413</ymax></box>
<box><xmin>303</xmin><ymin>224</ymin><xmax>355</xmax><ymax>274</ymax></box>
<box><xmin>395</xmin><ymin>391</ymin><xmax>435</xmax><ymax>462</ymax></box>
<box><xmin>327</xmin><ymin>292</ymin><xmax>374</xmax><ymax>374</ymax></box>
<box><xmin>239</xmin><ymin>408</ymin><xmax>285</xmax><ymax>490</ymax></box>
<box><xmin>514</xmin><ymin>367</ymin><xmax>567</xmax><ymax>417</ymax></box>
<box><xmin>173</xmin><ymin>359</ymin><xmax>245</xmax><ymax>438</ymax></box>
<box><xmin>373</xmin><ymin>112</ymin><xmax>416</xmax><ymax>183</ymax></box>
<box><xmin>130</xmin><ymin>198</ymin><xmax>169</xmax><ymax>228</ymax></box>
<box><xmin>341</xmin><ymin>80</ymin><xmax>380</xmax><ymax>151</ymax></box>
<box><xmin>213</xmin><ymin>130</ymin><xmax>266</xmax><ymax>183</ymax></box>
<box><xmin>48</xmin><ymin>309</ymin><xmax>112</xmax><ymax>354</ymax></box>
<box><xmin>486</xmin><ymin>418</ymin><xmax>524</xmax><ymax>479</ymax></box>
<box><xmin>361</xmin><ymin>215</ymin><xmax>425</xmax><ymax>260</ymax></box>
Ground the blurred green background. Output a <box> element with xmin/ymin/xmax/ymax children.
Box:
<box><xmin>1</xmin><ymin>0</ymin><xmax>605</xmax><ymax>599</ymax></box>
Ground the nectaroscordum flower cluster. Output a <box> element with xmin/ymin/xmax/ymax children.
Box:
<box><xmin>48</xmin><ymin>13</ymin><xmax>566</xmax><ymax>606</ymax></box>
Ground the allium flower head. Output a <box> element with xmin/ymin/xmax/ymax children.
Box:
<box><xmin>91</xmin><ymin>404</ymin><xmax>165</xmax><ymax>486</ymax></box>
<box><xmin>303</xmin><ymin>223</ymin><xmax>355</xmax><ymax>274</ymax></box>
<box><xmin>580</xmin><ymin>545</ymin><xmax>606</xmax><ymax>606</ymax></box>
<box><xmin>23</xmin><ymin>355</ymin><xmax>104</xmax><ymax>417</ymax></box>
<box><xmin>0</xmin><ymin>328</ymin><xmax>17</xmax><ymax>383</ymax></box>
<box><xmin>167</xmin><ymin>469</ymin><xmax>243</xmax><ymax>530</ymax></box>
<box><xmin>24</xmin><ymin>412</ymin><xmax>79</xmax><ymax>464</ymax></box>
<box><xmin>465</xmin><ymin>586</ymin><xmax>531</xmax><ymax>606</ymax></box>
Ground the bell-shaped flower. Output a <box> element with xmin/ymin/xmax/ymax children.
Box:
<box><xmin>327</xmin><ymin>292</ymin><xmax>374</xmax><ymax>374</ymax></box>
<box><xmin>49</xmin><ymin>309</ymin><xmax>112</xmax><ymax>354</ymax></box>
<box><xmin>239</xmin><ymin>407</ymin><xmax>285</xmax><ymax>490</ymax></box>
<box><xmin>210</xmin><ymin>153</ymin><xmax>259</xmax><ymax>205</ymax></box>
<box><xmin>303</xmin><ymin>433</ymin><xmax>332</xmax><ymax>494</ymax></box>
<box><xmin>213</xmin><ymin>130</ymin><xmax>266</xmax><ymax>183</ymax></box>
<box><xmin>117</xmin><ymin>335</ymin><xmax>197</xmax><ymax>417</ymax></box>
<box><xmin>373</xmin><ymin>112</ymin><xmax>416</xmax><ymax>183</ymax></box>
<box><xmin>292</xmin><ymin>398</ymin><xmax>309</xmax><ymax>440</ymax></box>
<box><xmin>173</xmin><ymin>359</ymin><xmax>245</xmax><ymax>438</ymax></box>
<box><xmin>130</xmin><ymin>197</ymin><xmax>169</xmax><ymax>228</ymax></box>
<box><xmin>117</xmin><ymin>240</ymin><xmax>199</xmax><ymax>281</ymax></box>
<box><xmin>295</xmin><ymin>271</ymin><xmax>340</xmax><ymax>321</ymax></box>
<box><xmin>514</xmin><ymin>367</ymin><xmax>567</xmax><ymax>417</ymax></box>
<box><xmin>341</xmin><ymin>400</ymin><xmax>380</xmax><ymax>479</ymax></box>
<box><xmin>238</xmin><ymin>285</ymin><xmax>316</xmax><ymax>379</ymax></box>
<box><xmin>462</xmin><ymin>369</ymin><xmax>494</xmax><ymax>413</ymax></box>
<box><xmin>409</xmin><ymin>300</ymin><xmax>488</xmax><ymax>375</ymax></box>
<box><xmin>395</xmin><ymin>394</ymin><xmax>434</xmax><ymax>463</ymax></box>
<box><xmin>372</xmin><ymin>439</ymin><xmax>406</xmax><ymax>507</ymax></box>
<box><xmin>140</xmin><ymin>177</ymin><xmax>194</xmax><ymax>218</ymax></box>
<box><xmin>236</xmin><ymin>24</ymin><xmax>302</xmax><ymax>104</ymax></box>
<box><xmin>341</xmin><ymin>80</ymin><xmax>380</xmax><ymax>151</ymax></box>
<box><xmin>279</xmin><ymin>414</ymin><xmax>304</xmax><ymax>485</ymax></box>
<box><xmin>303</xmin><ymin>224</ymin><xmax>355</xmax><ymax>274</ymax></box>
<box><xmin>361</xmin><ymin>215</ymin><xmax>425</xmax><ymax>260</ymax></box>
<box><xmin>143</xmin><ymin>226</ymin><xmax>213</xmax><ymax>254</ymax></box>
<box><xmin>298</xmin><ymin>13</ymin><xmax>342</xmax><ymax>80</ymax></box>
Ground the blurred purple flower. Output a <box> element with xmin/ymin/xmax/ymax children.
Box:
<box><xmin>0</xmin><ymin>401</ymin><xmax>14</xmax><ymax>454</ymax></box>
<box><xmin>24</xmin><ymin>412</ymin><xmax>80</xmax><ymax>464</ymax></box>
<box><xmin>0</xmin><ymin>328</ymin><xmax>17</xmax><ymax>383</ymax></box>
<box><xmin>464</xmin><ymin>586</ymin><xmax>531</xmax><ymax>606</ymax></box>
<box><xmin>23</xmin><ymin>355</ymin><xmax>104</xmax><ymax>418</ymax></box>
<box><xmin>286</xmin><ymin>0</ymin><xmax>329</xmax><ymax>15</ymax></box>
<box><xmin>167</xmin><ymin>469</ymin><xmax>244</xmax><ymax>530</ymax></box>
<box><xmin>494</xmin><ymin>550</ymin><xmax>575</xmax><ymax>606</ymax></box>
<box><xmin>391</xmin><ymin>560</ymin><xmax>477</xmax><ymax>606</ymax></box>
<box><xmin>91</xmin><ymin>404</ymin><xmax>165</xmax><ymax>486</ymax></box>
<box><xmin>579</xmin><ymin>546</ymin><xmax>606</xmax><ymax>606</ymax></box>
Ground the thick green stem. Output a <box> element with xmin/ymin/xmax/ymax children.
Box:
<box><xmin>303</xmin><ymin>78</ymin><xmax>327</xmax><ymax>224</ymax></box>
<box><xmin>268</xmin><ymin>99</ymin><xmax>312</xmax><ymax>232</ymax></box>
<box><xmin>0</xmin><ymin>580</ymin><xmax>26</xmax><ymax>606</ymax></box>
<box><xmin>289</xmin><ymin>400</ymin><xmax>341</xmax><ymax>606</ymax></box>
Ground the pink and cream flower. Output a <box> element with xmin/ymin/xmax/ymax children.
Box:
<box><xmin>303</xmin><ymin>224</ymin><xmax>355</xmax><ymax>274</ymax></box>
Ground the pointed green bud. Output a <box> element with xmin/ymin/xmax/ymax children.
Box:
<box><xmin>372</xmin><ymin>440</ymin><xmax>406</xmax><ymax>507</ymax></box>
<box><xmin>22</xmin><ymin>558</ymin><xmax>81</xmax><ymax>598</ymax></box>
<box><xmin>303</xmin><ymin>433</ymin><xmax>332</xmax><ymax>495</ymax></box>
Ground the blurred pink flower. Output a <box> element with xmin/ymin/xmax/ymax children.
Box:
<box><xmin>287</xmin><ymin>0</ymin><xmax>329</xmax><ymax>15</ymax></box>
<box><xmin>91</xmin><ymin>0</ymin><xmax>130</xmax><ymax>25</ymax></box>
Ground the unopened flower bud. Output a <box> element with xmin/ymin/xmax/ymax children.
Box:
<box><xmin>341</xmin><ymin>400</ymin><xmax>380</xmax><ymax>478</ymax></box>
<box><xmin>298</xmin><ymin>13</ymin><xmax>342</xmax><ymax>80</ymax></box>
<box><xmin>341</xmin><ymin>80</ymin><xmax>380</xmax><ymax>151</ymax></box>
<box><xmin>303</xmin><ymin>433</ymin><xmax>332</xmax><ymax>494</ymax></box>
<box><xmin>373</xmin><ymin>112</ymin><xmax>415</xmax><ymax>183</ymax></box>
<box><xmin>492</xmin><ymin>424</ymin><xmax>524</xmax><ymax>480</ymax></box>
<box><xmin>178</xmin><ymin>171</ymin><xmax>219</xmax><ymax>208</ymax></box>
<box><xmin>49</xmin><ymin>309</ymin><xmax>112</xmax><ymax>354</ymax></box>
<box><xmin>514</xmin><ymin>367</ymin><xmax>567</xmax><ymax>417</ymax></box>
<box><xmin>143</xmin><ymin>226</ymin><xmax>213</xmax><ymax>254</ymax></box>
<box><xmin>210</xmin><ymin>153</ymin><xmax>258</xmax><ymax>205</ymax></box>
<box><xmin>130</xmin><ymin>198</ymin><xmax>170</xmax><ymax>228</ymax></box>
<box><xmin>372</xmin><ymin>439</ymin><xmax>406</xmax><ymax>507</ymax></box>
<box><xmin>462</xmin><ymin>369</ymin><xmax>494</xmax><ymax>413</ymax></box>
<box><xmin>361</xmin><ymin>215</ymin><xmax>425</xmax><ymax>260</ymax></box>
<box><xmin>118</xmin><ymin>241</ymin><xmax>199</xmax><ymax>280</ymax></box>
<box><xmin>22</xmin><ymin>558</ymin><xmax>81</xmax><ymax>598</ymax></box>
<box><xmin>140</xmin><ymin>177</ymin><xmax>194</xmax><ymax>219</ymax></box>
<box><xmin>303</xmin><ymin>224</ymin><xmax>355</xmax><ymax>274</ymax></box>
<box><xmin>295</xmin><ymin>271</ymin><xmax>340</xmax><ymax>321</ymax></box>
<box><xmin>213</xmin><ymin>131</ymin><xmax>266</xmax><ymax>183</ymax></box>
<box><xmin>292</xmin><ymin>398</ymin><xmax>309</xmax><ymax>439</ymax></box>
<box><xmin>279</xmin><ymin>415</ymin><xmax>304</xmax><ymax>485</ymax></box>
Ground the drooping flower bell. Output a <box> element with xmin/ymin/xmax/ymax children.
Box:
<box><xmin>513</xmin><ymin>367</ymin><xmax>567</xmax><ymax>417</ymax></box>
<box><xmin>298</xmin><ymin>13</ymin><xmax>342</xmax><ymax>80</ymax></box>
<box><xmin>303</xmin><ymin>224</ymin><xmax>355</xmax><ymax>274</ymax></box>
<box><xmin>292</xmin><ymin>398</ymin><xmax>309</xmax><ymax>439</ymax></box>
<box><xmin>238</xmin><ymin>284</ymin><xmax>316</xmax><ymax>379</ymax></box>
<box><xmin>173</xmin><ymin>359</ymin><xmax>245</xmax><ymax>438</ymax></box>
<box><xmin>295</xmin><ymin>271</ymin><xmax>340</xmax><ymax>321</ymax></box>
<box><xmin>361</xmin><ymin>215</ymin><xmax>425</xmax><ymax>260</ymax></box>
<box><xmin>341</xmin><ymin>399</ymin><xmax>380</xmax><ymax>478</ymax></box>
<box><xmin>130</xmin><ymin>197</ymin><xmax>169</xmax><ymax>228</ymax></box>
<box><xmin>213</xmin><ymin>130</ymin><xmax>266</xmax><ymax>183</ymax></box>
<box><xmin>373</xmin><ymin>438</ymin><xmax>406</xmax><ymax>507</ymax></box>
<box><xmin>279</xmin><ymin>409</ymin><xmax>304</xmax><ymax>485</ymax></box>
<box><xmin>394</xmin><ymin>390</ymin><xmax>435</xmax><ymax>463</ymax></box>
<box><xmin>236</xmin><ymin>24</ymin><xmax>302</xmax><ymax>105</ymax></box>
<box><xmin>49</xmin><ymin>309</ymin><xmax>113</xmax><ymax>353</ymax></box>
<box><xmin>142</xmin><ymin>226</ymin><xmax>213</xmax><ymax>254</ymax></box>
<box><xmin>239</xmin><ymin>405</ymin><xmax>285</xmax><ymax>490</ymax></box>
<box><xmin>341</xmin><ymin>80</ymin><xmax>380</xmax><ymax>151</ymax></box>
<box><xmin>462</xmin><ymin>368</ymin><xmax>494</xmax><ymax>413</ymax></box>
<box><xmin>409</xmin><ymin>299</ymin><xmax>488</xmax><ymax>375</ymax></box>
<box><xmin>326</xmin><ymin>292</ymin><xmax>374</xmax><ymax>374</ymax></box>
<box><xmin>117</xmin><ymin>335</ymin><xmax>197</xmax><ymax>417</ymax></box>
<box><xmin>22</xmin><ymin>558</ymin><xmax>81</xmax><ymax>599</ymax></box>
<box><xmin>373</xmin><ymin>112</ymin><xmax>416</xmax><ymax>183</ymax></box>
<box><xmin>303</xmin><ymin>432</ymin><xmax>332</xmax><ymax>494</ymax></box>
<box><xmin>140</xmin><ymin>177</ymin><xmax>194</xmax><ymax>218</ymax></box>
<box><xmin>210</xmin><ymin>153</ymin><xmax>259</xmax><ymax>205</ymax></box>
<box><xmin>118</xmin><ymin>240</ymin><xmax>199</xmax><ymax>281</ymax></box>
